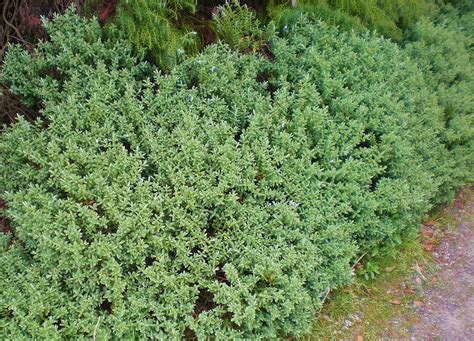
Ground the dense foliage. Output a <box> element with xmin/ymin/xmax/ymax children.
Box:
<box><xmin>213</xmin><ymin>1</ymin><xmax>273</xmax><ymax>53</ymax></box>
<box><xmin>106</xmin><ymin>0</ymin><xmax>198</xmax><ymax>69</ymax></box>
<box><xmin>405</xmin><ymin>5</ymin><xmax>474</xmax><ymax>201</ymax></box>
<box><xmin>269</xmin><ymin>0</ymin><xmax>367</xmax><ymax>33</ymax></box>
<box><xmin>269</xmin><ymin>0</ymin><xmax>438</xmax><ymax>40</ymax></box>
<box><xmin>0</xmin><ymin>4</ymin><xmax>472</xmax><ymax>340</ymax></box>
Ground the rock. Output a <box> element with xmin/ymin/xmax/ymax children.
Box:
<box><xmin>414</xmin><ymin>300</ymin><xmax>425</xmax><ymax>308</ymax></box>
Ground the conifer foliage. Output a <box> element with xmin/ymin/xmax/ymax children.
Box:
<box><xmin>0</xmin><ymin>6</ymin><xmax>472</xmax><ymax>340</ymax></box>
<box><xmin>405</xmin><ymin>6</ymin><xmax>474</xmax><ymax>201</ymax></box>
<box><xmin>269</xmin><ymin>0</ymin><xmax>437</xmax><ymax>40</ymax></box>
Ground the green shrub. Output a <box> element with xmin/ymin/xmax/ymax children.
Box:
<box><xmin>0</xmin><ymin>8</ymin><xmax>152</xmax><ymax>110</ymax></box>
<box><xmin>377</xmin><ymin>0</ymin><xmax>438</xmax><ymax>31</ymax></box>
<box><xmin>213</xmin><ymin>0</ymin><xmax>273</xmax><ymax>53</ymax></box>
<box><xmin>268</xmin><ymin>15</ymin><xmax>454</xmax><ymax>250</ymax></box>
<box><xmin>0</xmin><ymin>9</ymin><xmax>472</xmax><ymax>339</ymax></box>
<box><xmin>405</xmin><ymin>5</ymin><xmax>474</xmax><ymax>201</ymax></box>
<box><xmin>445</xmin><ymin>0</ymin><xmax>474</xmax><ymax>12</ymax></box>
<box><xmin>269</xmin><ymin>0</ymin><xmax>438</xmax><ymax>40</ymax></box>
<box><xmin>106</xmin><ymin>0</ymin><xmax>198</xmax><ymax>70</ymax></box>
<box><xmin>269</xmin><ymin>1</ymin><xmax>367</xmax><ymax>33</ymax></box>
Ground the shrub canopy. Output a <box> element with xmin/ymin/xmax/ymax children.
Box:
<box><xmin>405</xmin><ymin>6</ymin><xmax>474</xmax><ymax>201</ymax></box>
<box><xmin>0</xmin><ymin>8</ymin><xmax>472</xmax><ymax>339</ymax></box>
<box><xmin>269</xmin><ymin>0</ymin><xmax>438</xmax><ymax>40</ymax></box>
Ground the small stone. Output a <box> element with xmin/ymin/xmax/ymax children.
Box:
<box><xmin>344</xmin><ymin>319</ymin><xmax>353</xmax><ymax>328</ymax></box>
<box><xmin>414</xmin><ymin>300</ymin><xmax>425</xmax><ymax>308</ymax></box>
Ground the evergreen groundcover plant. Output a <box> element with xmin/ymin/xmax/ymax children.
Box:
<box><xmin>268</xmin><ymin>0</ymin><xmax>438</xmax><ymax>40</ymax></box>
<box><xmin>0</xmin><ymin>7</ymin><xmax>472</xmax><ymax>339</ymax></box>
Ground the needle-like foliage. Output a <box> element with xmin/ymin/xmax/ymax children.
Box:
<box><xmin>269</xmin><ymin>0</ymin><xmax>438</xmax><ymax>40</ymax></box>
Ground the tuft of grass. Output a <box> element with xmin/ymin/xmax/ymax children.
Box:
<box><xmin>425</xmin><ymin>206</ymin><xmax>458</xmax><ymax>231</ymax></box>
<box><xmin>425</xmin><ymin>186</ymin><xmax>473</xmax><ymax>232</ymax></box>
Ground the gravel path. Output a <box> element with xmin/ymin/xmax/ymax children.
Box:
<box><xmin>407</xmin><ymin>187</ymin><xmax>473</xmax><ymax>340</ymax></box>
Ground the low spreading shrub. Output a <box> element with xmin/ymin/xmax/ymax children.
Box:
<box><xmin>405</xmin><ymin>5</ymin><xmax>474</xmax><ymax>201</ymax></box>
<box><xmin>445</xmin><ymin>0</ymin><xmax>474</xmax><ymax>12</ymax></box>
<box><xmin>0</xmin><ymin>0</ymin><xmax>93</xmax><ymax>59</ymax></box>
<box><xmin>0</xmin><ymin>7</ymin><xmax>472</xmax><ymax>340</ymax></box>
<box><xmin>269</xmin><ymin>0</ymin><xmax>438</xmax><ymax>40</ymax></box>
<box><xmin>269</xmin><ymin>1</ymin><xmax>367</xmax><ymax>34</ymax></box>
